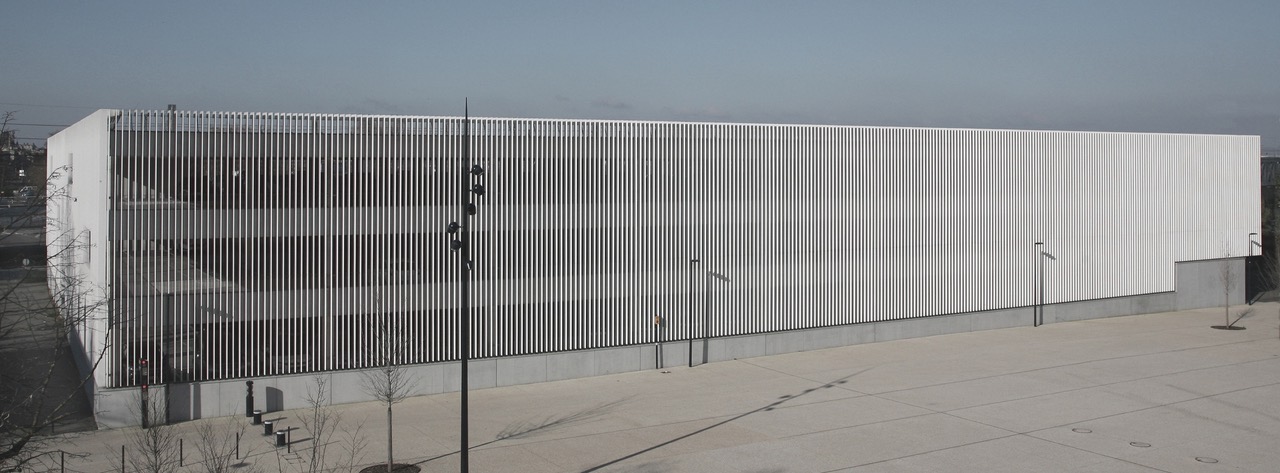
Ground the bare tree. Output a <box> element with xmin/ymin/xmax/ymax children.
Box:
<box><xmin>271</xmin><ymin>377</ymin><xmax>371</xmax><ymax>473</ymax></box>
<box><xmin>359</xmin><ymin>295</ymin><xmax>417</xmax><ymax>473</ymax></box>
<box><xmin>1211</xmin><ymin>249</ymin><xmax>1250</xmax><ymax>330</ymax></box>
<box><xmin>1221</xmin><ymin>252</ymin><xmax>1236</xmax><ymax>327</ymax></box>
<box><xmin>1</xmin><ymin>125</ymin><xmax>115</xmax><ymax>470</ymax></box>
<box><xmin>126</xmin><ymin>392</ymin><xmax>181</xmax><ymax>473</ymax></box>
<box><xmin>333</xmin><ymin>417</ymin><xmax>369</xmax><ymax>473</ymax></box>
<box><xmin>0</xmin><ymin>111</ymin><xmax>15</xmax><ymax>149</ymax></box>
<box><xmin>276</xmin><ymin>376</ymin><xmax>352</xmax><ymax>473</ymax></box>
<box><xmin>1210</xmin><ymin>247</ymin><xmax>1259</xmax><ymax>330</ymax></box>
<box><xmin>299</xmin><ymin>376</ymin><xmax>337</xmax><ymax>473</ymax></box>
<box><xmin>191</xmin><ymin>415</ymin><xmax>258</xmax><ymax>473</ymax></box>
<box><xmin>131</xmin><ymin>402</ymin><xmax>265</xmax><ymax>473</ymax></box>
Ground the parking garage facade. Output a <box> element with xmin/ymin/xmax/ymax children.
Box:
<box><xmin>47</xmin><ymin>109</ymin><xmax>1260</xmax><ymax>426</ymax></box>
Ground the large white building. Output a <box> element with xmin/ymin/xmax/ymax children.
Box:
<box><xmin>47</xmin><ymin>109</ymin><xmax>1260</xmax><ymax>428</ymax></box>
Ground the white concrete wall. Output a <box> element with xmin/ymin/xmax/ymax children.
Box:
<box><xmin>45</xmin><ymin>109</ymin><xmax>116</xmax><ymax>393</ymax></box>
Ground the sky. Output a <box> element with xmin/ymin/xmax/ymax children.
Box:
<box><xmin>3</xmin><ymin>1</ymin><xmax>1278</xmax><ymax>150</ymax></box>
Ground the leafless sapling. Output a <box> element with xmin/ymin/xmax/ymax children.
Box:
<box><xmin>358</xmin><ymin>297</ymin><xmax>418</xmax><ymax>473</ymax></box>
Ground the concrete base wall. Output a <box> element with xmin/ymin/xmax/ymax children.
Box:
<box><xmin>92</xmin><ymin>257</ymin><xmax>1245</xmax><ymax>428</ymax></box>
<box><xmin>1176</xmin><ymin>257</ymin><xmax>1246</xmax><ymax>310</ymax></box>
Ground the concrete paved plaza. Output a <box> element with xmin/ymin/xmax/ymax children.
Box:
<box><xmin>48</xmin><ymin>304</ymin><xmax>1280</xmax><ymax>472</ymax></box>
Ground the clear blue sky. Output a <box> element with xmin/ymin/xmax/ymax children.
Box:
<box><xmin>3</xmin><ymin>1</ymin><xmax>1278</xmax><ymax>149</ymax></box>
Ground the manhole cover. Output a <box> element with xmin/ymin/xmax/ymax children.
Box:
<box><xmin>1129</xmin><ymin>442</ymin><xmax>1151</xmax><ymax>448</ymax></box>
<box><xmin>1195</xmin><ymin>457</ymin><xmax>1219</xmax><ymax>464</ymax></box>
<box><xmin>1072</xmin><ymin>428</ymin><xmax>1092</xmax><ymax>433</ymax></box>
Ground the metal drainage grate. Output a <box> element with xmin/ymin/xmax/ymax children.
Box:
<box><xmin>1129</xmin><ymin>442</ymin><xmax>1151</xmax><ymax>448</ymax></box>
<box><xmin>1195</xmin><ymin>457</ymin><xmax>1219</xmax><ymax>464</ymax></box>
<box><xmin>1072</xmin><ymin>428</ymin><xmax>1092</xmax><ymax>433</ymax></box>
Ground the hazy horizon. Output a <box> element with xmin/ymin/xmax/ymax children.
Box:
<box><xmin>4</xmin><ymin>1</ymin><xmax>1278</xmax><ymax>150</ymax></box>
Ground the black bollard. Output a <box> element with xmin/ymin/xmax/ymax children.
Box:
<box><xmin>274</xmin><ymin>430</ymin><xmax>286</xmax><ymax>447</ymax></box>
<box><xmin>252</xmin><ymin>409</ymin><xmax>263</xmax><ymax>425</ymax></box>
<box><xmin>263</xmin><ymin>420</ymin><xmax>273</xmax><ymax>436</ymax></box>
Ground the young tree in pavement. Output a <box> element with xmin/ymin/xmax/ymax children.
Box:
<box><xmin>358</xmin><ymin>294</ymin><xmax>417</xmax><ymax>473</ymax></box>
<box><xmin>125</xmin><ymin>392</ymin><xmax>180</xmax><ymax>473</ymax></box>
<box><xmin>276</xmin><ymin>376</ymin><xmax>367</xmax><ymax>473</ymax></box>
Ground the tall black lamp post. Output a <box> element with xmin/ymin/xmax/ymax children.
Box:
<box><xmin>1034</xmin><ymin>242</ymin><xmax>1044</xmax><ymax>327</ymax></box>
<box><xmin>447</xmin><ymin>101</ymin><xmax>484</xmax><ymax>473</ymax></box>
<box><xmin>1249</xmin><ymin>232</ymin><xmax>1259</xmax><ymax>300</ymax></box>
<box><xmin>687</xmin><ymin>258</ymin><xmax>699</xmax><ymax>368</ymax></box>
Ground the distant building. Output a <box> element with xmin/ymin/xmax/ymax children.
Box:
<box><xmin>1259</xmin><ymin>156</ymin><xmax>1280</xmax><ymax>263</ymax></box>
<box><xmin>47</xmin><ymin>109</ymin><xmax>1260</xmax><ymax>427</ymax></box>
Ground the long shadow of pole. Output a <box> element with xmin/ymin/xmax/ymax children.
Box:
<box><xmin>579</xmin><ymin>367</ymin><xmax>872</xmax><ymax>472</ymax></box>
<box><xmin>410</xmin><ymin>398</ymin><xmax>632</xmax><ymax>468</ymax></box>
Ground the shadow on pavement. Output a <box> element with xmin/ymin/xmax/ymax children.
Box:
<box><xmin>0</xmin><ymin>266</ymin><xmax>97</xmax><ymax>440</ymax></box>
<box><xmin>413</xmin><ymin>397</ymin><xmax>632</xmax><ymax>468</ymax></box>
<box><xmin>578</xmin><ymin>367</ymin><xmax>872</xmax><ymax>472</ymax></box>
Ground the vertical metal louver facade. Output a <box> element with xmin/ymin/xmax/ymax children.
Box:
<box><xmin>48</xmin><ymin>110</ymin><xmax>1260</xmax><ymax>389</ymax></box>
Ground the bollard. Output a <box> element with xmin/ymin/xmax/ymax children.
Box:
<box><xmin>263</xmin><ymin>420</ymin><xmax>274</xmax><ymax>436</ymax></box>
<box><xmin>274</xmin><ymin>430</ymin><xmax>287</xmax><ymax>448</ymax></box>
<box><xmin>252</xmin><ymin>409</ymin><xmax>263</xmax><ymax>425</ymax></box>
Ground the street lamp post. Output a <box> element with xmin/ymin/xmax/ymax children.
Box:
<box><xmin>1034</xmin><ymin>242</ymin><xmax>1044</xmax><ymax>327</ymax></box>
<box><xmin>447</xmin><ymin>101</ymin><xmax>485</xmax><ymax>473</ymax></box>
<box><xmin>687</xmin><ymin>258</ymin><xmax>699</xmax><ymax>368</ymax></box>
<box><xmin>1249</xmin><ymin>232</ymin><xmax>1259</xmax><ymax>301</ymax></box>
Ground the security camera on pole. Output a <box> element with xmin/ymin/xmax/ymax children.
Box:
<box><xmin>446</xmin><ymin>100</ymin><xmax>484</xmax><ymax>473</ymax></box>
